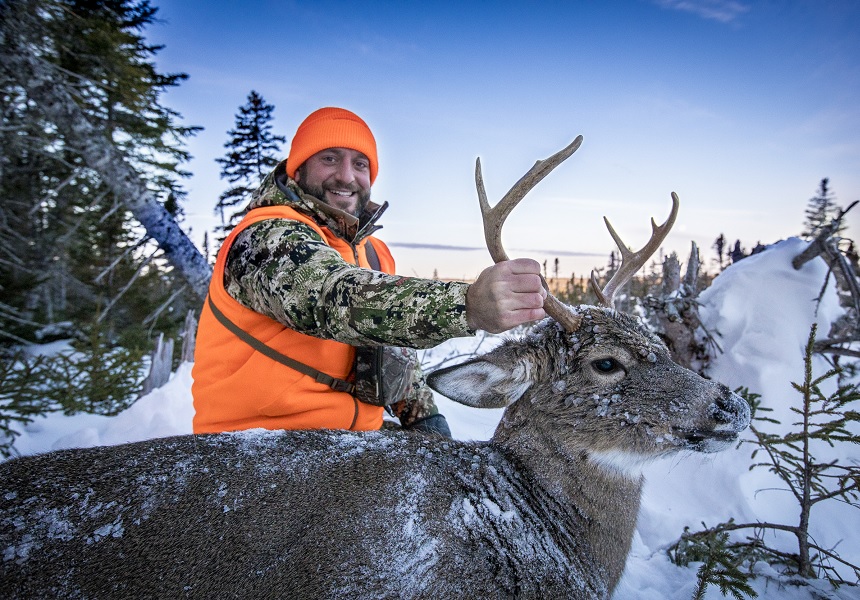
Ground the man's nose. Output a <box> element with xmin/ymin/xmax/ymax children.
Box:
<box><xmin>335</xmin><ymin>161</ymin><xmax>355</xmax><ymax>184</ymax></box>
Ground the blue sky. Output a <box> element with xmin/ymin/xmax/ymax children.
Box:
<box><xmin>148</xmin><ymin>0</ymin><xmax>860</xmax><ymax>279</ymax></box>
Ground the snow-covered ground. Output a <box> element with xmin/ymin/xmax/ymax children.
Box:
<box><xmin>5</xmin><ymin>237</ymin><xmax>860</xmax><ymax>599</ymax></box>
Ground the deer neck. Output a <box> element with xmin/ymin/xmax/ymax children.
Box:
<box><xmin>492</xmin><ymin>404</ymin><xmax>643</xmax><ymax>589</ymax></box>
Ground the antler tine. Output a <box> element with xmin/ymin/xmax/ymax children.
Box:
<box><xmin>591</xmin><ymin>192</ymin><xmax>680</xmax><ymax>308</ymax></box>
<box><xmin>475</xmin><ymin>136</ymin><xmax>585</xmax><ymax>331</ymax></box>
<box><xmin>476</xmin><ymin>136</ymin><xmax>583</xmax><ymax>263</ymax></box>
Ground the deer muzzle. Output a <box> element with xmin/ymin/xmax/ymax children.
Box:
<box><xmin>677</xmin><ymin>389</ymin><xmax>751</xmax><ymax>453</ymax></box>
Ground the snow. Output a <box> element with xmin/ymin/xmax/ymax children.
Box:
<box><xmin>4</xmin><ymin>237</ymin><xmax>860</xmax><ymax>599</ymax></box>
<box><xmin>8</xmin><ymin>363</ymin><xmax>195</xmax><ymax>458</ymax></box>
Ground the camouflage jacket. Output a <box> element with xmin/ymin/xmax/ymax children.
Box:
<box><xmin>224</xmin><ymin>160</ymin><xmax>472</xmax><ymax>346</ymax></box>
<box><xmin>222</xmin><ymin>160</ymin><xmax>473</xmax><ymax>423</ymax></box>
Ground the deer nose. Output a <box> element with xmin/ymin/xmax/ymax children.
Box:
<box><xmin>711</xmin><ymin>390</ymin><xmax>751</xmax><ymax>432</ymax></box>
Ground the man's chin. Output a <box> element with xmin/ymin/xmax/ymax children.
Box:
<box><xmin>295</xmin><ymin>180</ymin><xmax>368</xmax><ymax>217</ymax></box>
<box><xmin>324</xmin><ymin>194</ymin><xmax>359</xmax><ymax>215</ymax></box>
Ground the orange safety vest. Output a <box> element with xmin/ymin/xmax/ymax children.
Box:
<box><xmin>191</xmin><ymin>205</ymin><xmax>396</xmax><ymax>434</ymax></box>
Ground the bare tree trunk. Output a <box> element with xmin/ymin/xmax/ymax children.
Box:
<box><xmin>180</xmin><ymin>310</ymin><xmax>198</xmax><ymax>363</ymax></box>
<box><xmin>794</xmin><ymin>201</ymin><xmax>860</xmax><ymax>353</ymax></box>
<box><xmin>645</xmin><ymin>242</ymin><xmax>707</xmax><ymax>371</ymax></box>
<box><xmin>139</xmin><ymin>333</ymin><xmax>175</xmax><ymax>397</ymax></box>
<box><xmin>2</xmin><ymin>17</ymin><xmax>212</xmax><ymax>302</ymax></box>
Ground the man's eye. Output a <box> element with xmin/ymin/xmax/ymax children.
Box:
<box><xmin>593</xmin><ymin>358</ymin><xmax>620</xmax><ymax>373</ymax></box>
<box><xmin>355</xmin><ymin>161</ymin><xmax>369</xmax><ymax>170</ymax></box>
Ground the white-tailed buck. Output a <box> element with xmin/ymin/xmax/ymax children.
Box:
<box><xmin>0</xmin><ymin>137</ymin><xmax>750</xmax><ymax>599</ymax></box>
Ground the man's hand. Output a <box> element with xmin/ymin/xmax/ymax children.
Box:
<box><xmin>466</xmin><ymin>258</ymin><xmax>548</xmax><ymax>333</ymax></box>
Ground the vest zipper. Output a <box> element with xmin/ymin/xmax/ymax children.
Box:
<box><xmin>349</xmin><ymin>242</ymin><xmax>360</xmax><ymax>431</ymax></box>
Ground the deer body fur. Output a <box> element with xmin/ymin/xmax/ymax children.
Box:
<box><xmin>1</xmin><ymin>307</ymin><xmax>750</xmax><ymax>599</ymax></box>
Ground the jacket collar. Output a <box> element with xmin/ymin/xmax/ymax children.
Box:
<box><xmin>246</xmin><ymin>159</ymin><xmax>387</xmax><ymax>244</ymax></box>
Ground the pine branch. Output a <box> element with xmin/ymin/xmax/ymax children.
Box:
<box><xmin>142</xmin><ymin>285</ymin><xmax>187</xmax><ymax>328</ymax></box>
<box><xmin>56</xmin><ymin>189</ymin><xmax>111</xmax><ymax>245</ymax></box>
<box><xmin>96</xmin><ymin>250</ymin><xmax>157</xmax><ymax>323</ymax></box>
<box><xmin>813</xmin><ymin>344</ymin><xmax>860</xmax><ymax>359</ymax></box>
<box><xmin>93</xmin><ymin>235</ymin><xmax>151</xmax><ymax>284</ymax></box>
<box><xmin>805</xmin><ymin>543</ymin><xmax>860</xmax><ymax>580</ymax></box>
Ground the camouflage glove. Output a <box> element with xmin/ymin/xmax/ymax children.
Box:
<box><xmin>388</xmin><ymin>362</ymin><xmax>451</xmax><ymax>437</ymax></box>
<box><xmin>404</xmin><ymin>414</ymin><xmax>452</xmax><ymax>438</ymax></box>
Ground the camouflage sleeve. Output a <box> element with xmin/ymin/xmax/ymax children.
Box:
<box><xmin>388</xmin><ymin>359</ymin><xmax>441</xmax><ymax>426</ymax></box>
<box><xmin>224</xmin><ymin>218</ymin><xmax>473</xmax><ymax>348</ymax></box>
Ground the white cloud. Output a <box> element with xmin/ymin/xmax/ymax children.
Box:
<box><xmin>654</xmin><ymin>0</ymin><xmax>750</xmax><ymax>24</ymax></box>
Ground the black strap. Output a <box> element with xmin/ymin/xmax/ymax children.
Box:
<box><xmin>364</xmin><ymin>238</ymin><xmax>381</xmax><ymax>271</ymax></box>
<box><xmin>206</xmin><ymin>295</ymin><xmax>355</xmax><ymax>394</ymax></box>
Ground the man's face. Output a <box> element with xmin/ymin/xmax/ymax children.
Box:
<box><xmin>294</xmin><ymin>147</ymin><xmax>372</xmax><ymax>216</ymax></box>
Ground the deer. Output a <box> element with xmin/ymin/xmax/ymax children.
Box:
<box><xmin>0</xmin><ymin>136</ymin><xmax>750</xmax><ymax>599</ymax></box>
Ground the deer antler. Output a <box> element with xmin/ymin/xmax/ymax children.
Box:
<box><xmin>475</xmin><ymin>136</ymin><xmax>584</xmax><ymax>331</ymax></box>
<box><xmin>590</xmin><ymin>192</ymin><xmax>680</xmax><ymax>308</ymax></box>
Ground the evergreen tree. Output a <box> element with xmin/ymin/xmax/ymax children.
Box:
<box><xmin>0</xmin><ymin>0</ymin><xmax>201</xmax><ymax>344</ymax></box>
<box><xmin>729</xmin><ymin>240</ymin><xmax>746</xmax><ymax>264</ymax></box>
<box><xmin>607</xmin><ymin>250</ymin><xmax>619</xmax><ymax>273</ymax></box>
<box><xmin>0</xmin><ymin>324</ymin><xmax>145</xmax><ymax>458</ymax></box>
<box><xmin>202</xmin><ymin>231</ymin><xmax>211</xmax><ymax>265</ymax></box>
<box><xmin>215</xmin><ymin>90</ymin><xmax>285</xmax><ymax>237</ymax></box>
<box><xmin>669</xmin><ymin>325</ymin><xmax>860</xmax><ymax>591</ymax></box>
<box><xmin>802</xmin><ymin>178</ymin><xmax>842</xmax><ymax>239</ymax></box>
<box><xmin>713</xmin><ymin>233</ymin><xmax>726</xmax><ymax>271</ymax></box>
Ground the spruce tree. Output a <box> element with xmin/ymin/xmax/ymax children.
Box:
<box><xmin>713</xmin><ymin>233</ymin><xmax>726</xmax><ymax>271</ymax></box>
<box><xmin>215</xmin><ymin>90</ymin><xmax>285</xmax><ymax>237</ymax></box>
<box><xmin>0</xmin><ymin>0</ymin><xmax>200</xmax><ymax>343</ymax></box>
<box><xmin>802</xmin><ymin>178</ymin><xmax>842</xmax><ymax>239</ymax></box>
<box><xmin>729</xmin><ymin>240</ymin><xmax>746</xmax><ymax>264</ymax></box>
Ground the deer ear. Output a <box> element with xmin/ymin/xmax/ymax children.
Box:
<box><xmin>427</xmin><ymin>356</ymin><xmax>533</xmax><ymax>409</ymax></box>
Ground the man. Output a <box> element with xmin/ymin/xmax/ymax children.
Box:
<box><xmin>192</xmin><ymin>107</ymin><xmax>546</xmax><ymax>436</ymax></box>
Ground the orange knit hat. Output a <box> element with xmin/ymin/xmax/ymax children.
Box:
<box><xmin>286</xmin><ymin>107</ymin><xmax>378</xmax><ymax>184</ymax></box>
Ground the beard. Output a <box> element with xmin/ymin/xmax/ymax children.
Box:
<box><xmin>296</xmin><ymin>175</ymin><xmax>371</xmax><ymax>218</ymax></box>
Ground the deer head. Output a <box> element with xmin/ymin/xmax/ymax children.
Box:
<box><xmin>431</xmin><ymin>137</ymin><xmax>749</xmax><ymax>471</ymax></box>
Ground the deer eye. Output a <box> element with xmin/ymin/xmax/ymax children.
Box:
<box><xmin>592</xmin><ymin>358</ymin><xmax>622</xmax><ymax>374</ymax></box>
